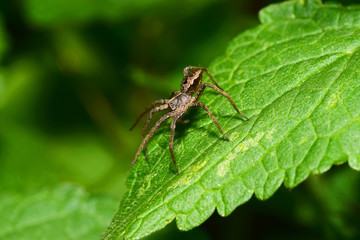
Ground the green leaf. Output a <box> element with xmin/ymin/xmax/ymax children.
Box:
<box><xmin>102</xmin><ymin>0</ymin><xmax>360</xmax><ymax>239</ymax></box>
<box><xmin>0</xmin><ymin>185</ymin><xmax>117</xmax><ymax>240</ymax></box>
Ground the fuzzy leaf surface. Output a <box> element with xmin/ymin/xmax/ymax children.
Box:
<box><xmin>103</xmin><ymin>0</ymin><xmax>360</xmax><ymax>239</ymax></box>
<box><xmin>0</xmin><ymin>185</ymin><xmax>117</xmax><ymax>240</ymax></box>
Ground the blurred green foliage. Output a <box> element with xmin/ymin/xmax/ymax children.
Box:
<box><xmin>0</xmin><ymin>184</ymin><xmax>118</xmax><ymax>240</ymax></box>
<box><xmin>0</xmin><ymin>0</ymin><xmax>359</xmax><ymax>239</ymax></box>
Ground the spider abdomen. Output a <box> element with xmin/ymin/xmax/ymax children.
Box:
<box><xmin>181</xmin><ymin>69</ymin><xmax>203</xmax><ymax>95</ymax></box>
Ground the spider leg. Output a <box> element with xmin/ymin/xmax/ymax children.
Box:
<box><xmin>132</xmin><ymin>111</ymin><xmax>176</xmax><ymax>166</ymax></box>
<box><xmin>190</xmin><ymin>102</ymin><xmax>230</xmax><ymax>141</ymax></box>
<box><xmin>169</xmin><ymin>116</ymin><xmax>181</xmax><ymax>174</ymax></box>
<box><xmin>129</xmin><ymin>99</ymin><xmax>168</xmax><ymax>131</ymax></box>
<box><xmin>184</xmin><ymin>66</ymin><xmax>222</xmax><ymax>90</ymax></box>
<box><xmin>195</xmin><ymin>83</ymin><xmax>248</xmax><ymax>120</ymax></box>
<box><xmin>142</xmin><ymin>104</ymin><xmax>169</xmax><ymax>162</ymax></box>
<box><xmin>183</xmin><ymin>66</ymin><xmax>193</xmax><ymax>76</ymax></box>
<box><xmin>177</xmin><ymin>119</ymin><xmax>189</xmax><ymax>124</ymax></box>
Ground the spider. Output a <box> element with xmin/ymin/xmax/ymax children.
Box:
<box><xmin>130</xmin><ymin>66</ymin><xmax>248</xmax><ymax>174</ymax></box>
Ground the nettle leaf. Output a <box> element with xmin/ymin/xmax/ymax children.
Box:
<box><xmin>0</xmin><ymin>185</ymin><xmax>117</xmax><ymax>240</ymax></box>
<box><xmin>103</xmin><ymin>0</ymin><xmax>360</xmax><ymax>239</ymax></box>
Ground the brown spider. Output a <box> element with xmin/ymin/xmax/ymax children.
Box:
<box><xmin>130</xmin><ymin>66</ymin><xmax>248</xmax><ymax>174</ymax></box>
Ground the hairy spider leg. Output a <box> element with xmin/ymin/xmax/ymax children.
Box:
<box><xmin>184</xmin><ymin>66</ymin><xmax>222</xmax><ymax>90</ymax></box>
<box><xmin>195</xmin><ymin>83</ymin><xmax>249</xmax><ymax>120</ymax></box>
<box><xmin>142</xmin><ymin>104</ymin><xmax>169</xmax><ymax>162</ymax></box>
<box><xmin>132</xmin><ymin>111</ymin><xmax>176</xmax><ymax>166</ymax></box>
<box><xmin>129</xmin><ymin>99</ymin><xmax>168</xmax><ymax>131</ymax></box>
<box><xmin>169</xmin><ymin>115</ymin><xmax>182</xmax><ymax>174</ymax></box>
<box><xmin>190</xmin><ymin>102</ymin><xmax>230</xmax><ymax>141</ymax></box>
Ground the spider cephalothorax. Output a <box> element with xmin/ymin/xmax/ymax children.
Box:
<box><xmin>130</xmin><ymin>66</ymin><xmax>248</xmax><ymax>174</ymax></box>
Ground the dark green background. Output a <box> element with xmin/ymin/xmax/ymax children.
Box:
<box><xmin>0</xmin><ymin>0</ymin><xmax>359</xmax><ymax>239</ymax></box>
